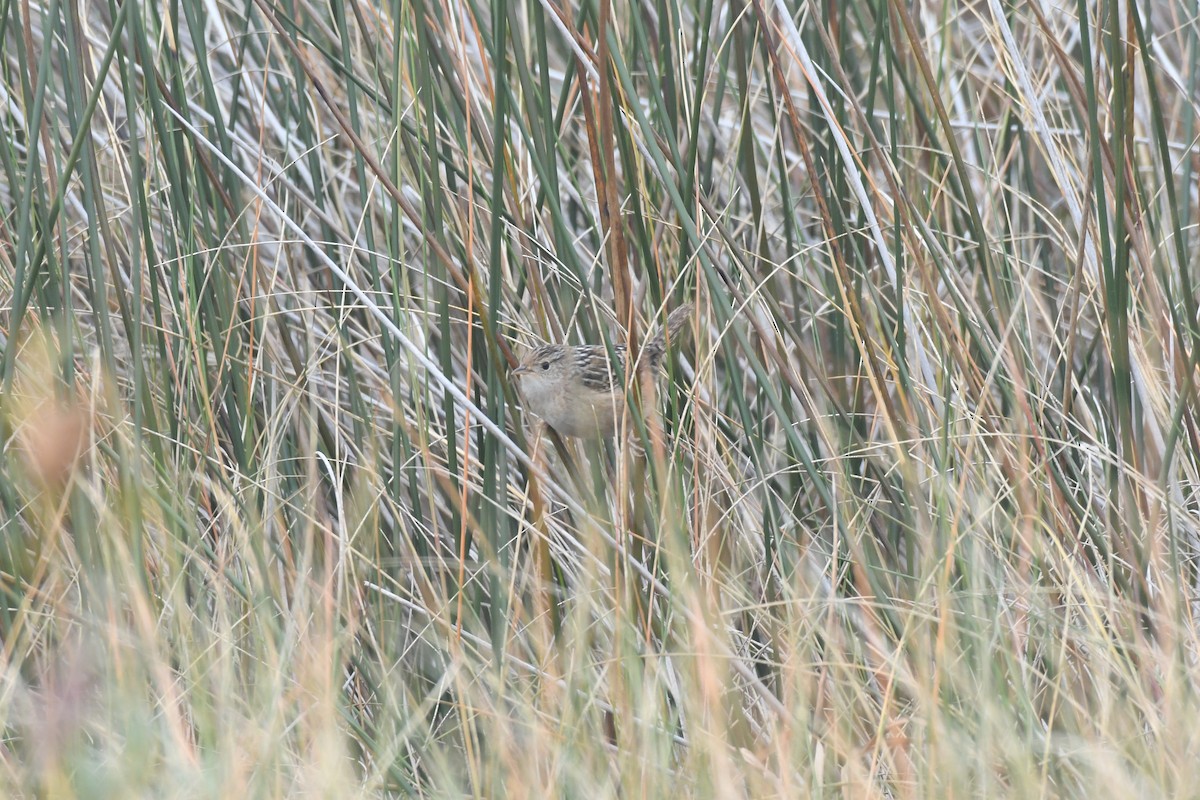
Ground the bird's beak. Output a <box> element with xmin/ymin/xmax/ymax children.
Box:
<box><xmin>511</xmin><ymin>364</ymin><xmax>530</xmax><ymax>377</ymax></box>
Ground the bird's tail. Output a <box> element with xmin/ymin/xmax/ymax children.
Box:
<box><xmin>645</xmin><ymin>303</ymin><xmax>693</xmax><ymax>365</ymax></box>
<box><xmin>663</xmin><ymin>303</ymin><xmax>693</xmax><ymax>342</ymax></box>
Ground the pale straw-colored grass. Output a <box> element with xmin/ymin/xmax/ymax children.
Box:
<box><xmin>1</xmin><ymin>0</ymin><xmax>1198</xmax><ymax>796</ymax></box>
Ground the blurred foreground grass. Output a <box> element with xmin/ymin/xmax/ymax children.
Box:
<box><xmin>2</xmin><ymin>0</ymin><xmax>1200</xmax><ymax>796</ymax></box>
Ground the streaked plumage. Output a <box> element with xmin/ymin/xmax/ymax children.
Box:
<box><xmin>512</xmin><ymin>305</ymin><xmax>692</xmax><ymax>438</ymax></box>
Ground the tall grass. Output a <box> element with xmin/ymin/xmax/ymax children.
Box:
<box><xmin>1</xmin><ymin>0</ymin><xmax>1199</xmax><ymax>796</ymax></box>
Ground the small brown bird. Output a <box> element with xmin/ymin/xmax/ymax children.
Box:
<box><xmin>512</xmin><ymin>304</ymin><xmax>693</xmax><ymax>438</ymax></box>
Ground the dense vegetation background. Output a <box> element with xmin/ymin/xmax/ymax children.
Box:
<box><xmin>1</xmin><ymin>0</ymin><xmax>1199</xmax><ymax>796</ymax></box>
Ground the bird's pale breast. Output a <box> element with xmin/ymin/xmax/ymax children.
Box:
<box><xmin>521</xmin><ymin>375</ymin><xmax>622</xmax><ymax>438</ymax></box>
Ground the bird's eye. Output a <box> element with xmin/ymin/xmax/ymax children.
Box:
<box><xmin>541</xmin><ymin>362</ymin><xmax>550</xmax><ymax>371</ymax></box>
